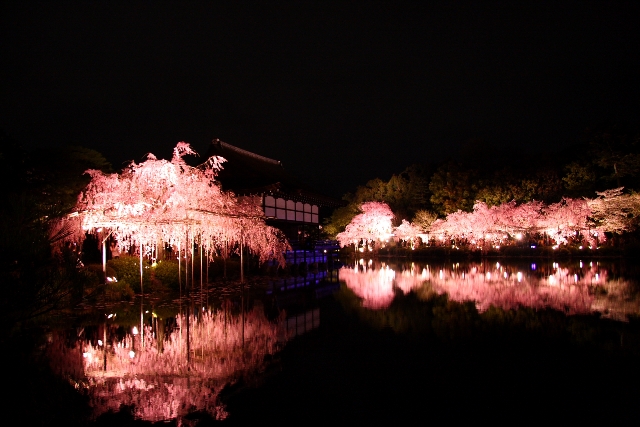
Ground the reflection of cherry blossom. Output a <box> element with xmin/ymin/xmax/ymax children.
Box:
<box><xmin>428</xmin><ymin>266</ymin><xmax>594</xmax><ymax>314</ymax></box>
<box><xmin>340</xmin><ymin>265</ymin><xmax>395</xmax><ymax>309</ymax></box>
<box><xmin>340</xmin><ymin>262</ymin><xmax>424</xmax><ymax>308</ymax></box>
<box><xmin>341</xmin><ymin>260</ymin><xmax>639</xmax><ymax>321</ymax></box>
<box><xmin>47</xmin><ymin>308</ymin><xmax>287</xmax><ymax>423</ymax></box>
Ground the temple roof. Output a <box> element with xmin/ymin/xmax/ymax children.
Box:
<box><xmin>204</xmin><ymin>139</ymin><xmax>343</xmax><ymax>207</ymax></box>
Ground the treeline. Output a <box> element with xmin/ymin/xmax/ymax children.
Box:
<box><xmin>324</xmin><ymin>123</ymin><xmax>640</xmax><ymax>241</ymax></box>
<box><xmin>0</xmin><ymin>132</ymin><xmax>112</xmax><ymax>333</ymax></box>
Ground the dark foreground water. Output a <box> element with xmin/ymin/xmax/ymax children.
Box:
<box><xmin>6</xmin><ymin>258</ymin><xmax>640</xmax><ymax>425</ymax></box>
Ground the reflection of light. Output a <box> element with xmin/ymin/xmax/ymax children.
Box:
<box><xmin>580</xmin><ymin>261</ymin><xmax>583</xmax><ymax>268</ymax></box>
<box><xmin>132</xmin><ymin>326</ymin><xmax>139</xmax><ymax>335</ymax></box>
<box><xmin>49</xmin><ymin>309</ymin><xmax>285</xmax><ymax>423</ymax></box>
<box><xmin>98</xmin><ymin>340</ymin><xmax>103</xmax><ymax>346</ymax></box>
<box><xmin>574</xmin><ymin>274</ymin><xmax>578</xmax><ymax>283</ymax></box>
<box><xmin>503</xmin><ymin>272</ymin><xmax>508</xmax><ymax>279</ymax></box>
<box><xmin>517</xmin><ymin>272</ymin><xmax>522</xmax><ymax>282</ymax></box>
<box><xmin>439</xmin><ymin>270</ymin><xmax>443</xmax><ymax>279</ymax></box>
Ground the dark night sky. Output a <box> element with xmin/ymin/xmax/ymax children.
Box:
<box><xmin>2</xmin><ymin>1</ymin><xmax>639</xmax><ymax>198</ymax></box>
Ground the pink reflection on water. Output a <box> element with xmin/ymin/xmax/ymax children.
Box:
<box><xmin>340</xmin><ymin>260</ymin><xmax>639</xmax><ymax>320</ymax></box>
<box><xmin>339</xmin><ymin>265</ymin><xmax>394</xmax><ymax>308</ymax></box>
<box><xmin>47</xmin><ymin>308</ymin><xmax>287</xmax><ymax>422</ymax></box>
<box><xmin>430</xmin><ymin>265</ymin><xmax>595</xmax><ymax>314</ymax></box>
<box><xmin>340</xmin><ymin>262</ymin><xmax>424</xmax><ymax>308</ymax></box>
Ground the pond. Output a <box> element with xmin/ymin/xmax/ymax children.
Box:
<box><xmin>11</xmin><ymin>257</ymin><xmax>640</xmax><ymax>425</ymax></box>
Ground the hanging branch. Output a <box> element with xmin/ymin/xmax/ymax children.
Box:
<box><xmin>53</xmin><ymin>142</ymin><xmax>290</xmax><ymax>267</ymax></box>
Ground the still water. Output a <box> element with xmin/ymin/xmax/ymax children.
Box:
<box><xmin>42</xmin><ymin>257</ymin><xmax>640</xmax><ymax>424</ymax></box>
<box><xmin>340</xmin><ymin>258</ymin><xmax>640</xmax><ymax>321</ymax></box>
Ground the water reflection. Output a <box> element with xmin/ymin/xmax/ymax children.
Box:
<box><xmin>340</xmin><ymin>259</ymin><xmax>640</xmax><ymax>321</ymax></box>
<box><xmin>47</xmin><ymin>308</ymin><xmax>287</xmax><ymax>423</ymax></box>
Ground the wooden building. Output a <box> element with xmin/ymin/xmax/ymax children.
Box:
<box><xmin>205</xmin><ymin>139</ymin><xmax>343</xmax><ymax>248</ymax></box>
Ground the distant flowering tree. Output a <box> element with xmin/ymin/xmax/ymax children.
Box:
<box><xmin>540</xmin><ymin>198</ymin><xmax>592</xmax><ymax>245</ymax></box>
<box><xmin>426</xmin><ymin>196</ymin><xmax>608</xmax><ymax>248</ymax></box>
<box><xmin>336</xmin><ymin>201</ymin><xmax>394</xmax><ymax>250</ymax></box>
<box><xmin>587</xmin><ymin>187</ymin><xmax>640</xmax><ymax>235</ymax></box>
<box><xmin>412</xmin><ymin>209</ymin><xmax>438</xmax><ymax>232</ymax></box>
<box><xmin>393</xmin><ymin>219</ymin><xmax>422</xmax><ymax>248</ymax></box>
<box><xmin>495</xmin><ymin>200</ymin><xmax>544</xmax><ymax>236</ymax></box>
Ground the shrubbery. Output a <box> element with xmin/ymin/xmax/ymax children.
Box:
<box><xmin>107</xmin><ymin>256</ymin><xmax>152</xmax><ymax>293</ymax></box>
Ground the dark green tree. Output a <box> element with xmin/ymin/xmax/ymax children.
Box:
<box><xmin>428</xmin><ymin>161</ymin><xmax>478</xmax><ymax>215</ymax></box>
<box><xmin>0</xmin><ymin>133</ymin><xmax>112</xmax><ymax>334</ymax></box>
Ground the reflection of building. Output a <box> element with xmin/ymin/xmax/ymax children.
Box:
<box><xmin>205</xmin><ymin>139</ymin><xmax>344</xmax><ymax>246</ymax></box>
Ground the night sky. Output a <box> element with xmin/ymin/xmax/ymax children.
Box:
<box><xmin>2</xmin><ymin>1</ymin><xmax>639</xmax><ymax>198</ymax></box>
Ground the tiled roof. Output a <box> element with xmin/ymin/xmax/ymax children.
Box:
<box><xmin>204</xmin><ymin>139</ymin><xmax>343</xmax><ymax>207</ymax></box>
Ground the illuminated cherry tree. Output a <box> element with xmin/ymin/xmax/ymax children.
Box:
<box><xmin>537</xmin><ymin>198</ymin><xmax>585</xmax><ymax>244</ymax></box>
<box><xmin>336</xmin><ymin>201</ymin><xmax>394</xmax><ymax>250</ymax></box>
<box><xmin>54</xmin><ymin>142</ymin><xmax>289</xmax><ymax>266</ymax></box>
<box><xmin>427</xmin><ymin>197</ymin><xmax>606</xmax><ymax>248</ymax></box>
<box><xmin>587</xmin><ymin>187</ymin><xmax>640</xmax><ymax>235</ymax></box>
<box><xmin>393</xmin><ymin>219</ymin><xmax>423</xmax><ymax>248</ymax></box>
